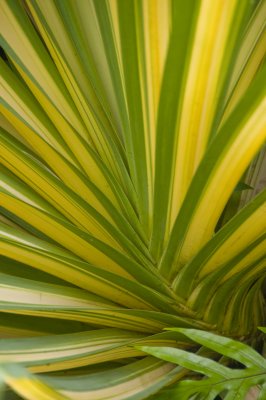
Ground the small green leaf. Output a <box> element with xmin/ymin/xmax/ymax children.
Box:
<box><xmin>168</xmin><ymin>328</ymin><xmax>266</xmax><ymax>368</ymax></box>
<box><xmin>139</xmin><ymin>329</ymin><xmax>266</xmax><ymax>400</ymax></box>
<box><xmin>136</xmin><ymin>346</ymin><xmax>228</xmax><ymax>378</ymax></box>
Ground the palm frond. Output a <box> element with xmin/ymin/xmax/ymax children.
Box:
<box><xmin>0</xmin><ymin>0</ymin><xmax>265</xmax><ymax>399</ymax></box>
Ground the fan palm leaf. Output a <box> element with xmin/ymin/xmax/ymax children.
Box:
<box><xmin>0</xmin><ymin>0</ymin><xmax>265</xmax><ymax>399</ymax></box>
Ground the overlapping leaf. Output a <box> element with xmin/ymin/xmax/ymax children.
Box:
<box><xmin>139</xmin><ymin>328</ymin><xmax>266</xmax><ymax>399</ymax></box>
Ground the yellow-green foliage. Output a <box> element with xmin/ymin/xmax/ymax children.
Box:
<box><xmin>0</xmin><ymin>0</ymin><xmax>265</xmax><ymax>399</ymax></box>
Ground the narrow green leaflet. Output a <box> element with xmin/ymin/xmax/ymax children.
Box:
<box><xmin>168</xmin><ymin>329</ymin><xmax>266</xmax><ymax>368</ymax></box>
<box><xmin>138</xmin><ymin>328</ymin><xmax>266</xmax><ymax>400</ymax></box>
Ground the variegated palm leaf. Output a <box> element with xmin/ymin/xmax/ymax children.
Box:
<box><xmin>0</xmin><ymin>0</ymin><xmax>265</xmax><ymax>399</ymax></box>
